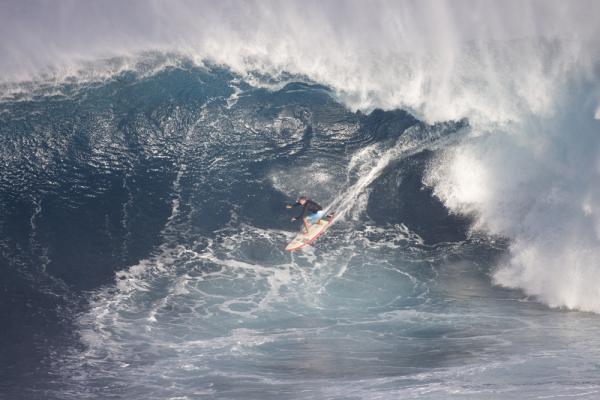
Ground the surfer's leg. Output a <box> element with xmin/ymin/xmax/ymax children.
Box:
<box><xmin>302</xmin><ymin>217</ymin><xmax>310</xmax><ymax>233</ymax></box>
<box><xmin>307</xmin><ymin>211</ymin><xmax>325</xmax><ymax>224</ymax></box>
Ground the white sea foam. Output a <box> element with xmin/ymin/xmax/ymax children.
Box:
<box><xmin>2</xmin><ymin>2</ymin><xmax>597</xmax><ymax>123</ymax></box>
<box><xmin>425</xmin><ymin>85</ymin><xmax>600</xmax><ymax>312</ymax></box>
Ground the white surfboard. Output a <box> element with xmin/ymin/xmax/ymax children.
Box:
<box><xmin>285</xmin><ymin>218</ymin><xmax>332</xmax><ymax>252</ymax></box>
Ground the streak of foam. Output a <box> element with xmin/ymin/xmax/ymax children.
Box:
<box><xmin>328</xmin><ymin>123</ymin><xmax>467</xmax><ymax>224</ymax></box>
<box><xmin>225</xmin><ymin>78</ymin><xmax>244</xmax><ymax>109</ymax></box>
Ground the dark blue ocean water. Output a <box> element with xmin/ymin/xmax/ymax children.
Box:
<box><xmin>2</xmin><ymin>63</ymin><xmax>600</xmax><ymax>399</ymax></box>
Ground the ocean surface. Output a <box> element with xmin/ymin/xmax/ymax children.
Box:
<box><xmin>2</xmin><ymin>61</ymin><xmax>600</xmax><ymax>399</ymax></box>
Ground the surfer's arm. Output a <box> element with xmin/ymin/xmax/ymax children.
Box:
<box><xmin>286</xmin><ymin>201</ymin><xmax>300</xmax><ymax>209</ymax></box>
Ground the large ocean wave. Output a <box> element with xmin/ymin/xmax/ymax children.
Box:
<box><xmin>3</xmin><ymin>0</ymin><xmax>600</xmax><ymax>313</ymax></box>
<box><xmin>3</xmin><ymin>1</ymin><xmax>600</xmax><ymax>399</ymax></box>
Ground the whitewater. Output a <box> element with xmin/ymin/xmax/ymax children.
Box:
<box><xmin>2</xmin><ymin>1</ymin><xmax>600</xmax><ymax>399</ymax></box>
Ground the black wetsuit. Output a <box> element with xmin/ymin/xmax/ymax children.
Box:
<box><xmin>291</xmin><ymin>200</ymin><xmax>322</xmax><ymax>219</ymax></box>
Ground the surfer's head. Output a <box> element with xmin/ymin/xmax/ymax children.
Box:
<box><xmin>297</xmin><ymin>196</ymin><xmax>307</xmax><ymax>205</ymax></box>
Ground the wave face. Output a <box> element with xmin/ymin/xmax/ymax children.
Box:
<box><xmin>2</xmin><ymin>1</ymin><xmax>600</xmax><ymax>399</ymax></box>
<box><xmin>2</xmin><ymin>62</ymin><xmax>600</xmax><ymax>399</ymax></box>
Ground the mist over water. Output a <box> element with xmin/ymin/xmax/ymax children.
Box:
<box><xmin>3</xmin><ymin>1</ymin><xmax>600</xmax><ymax>399</ymax></box>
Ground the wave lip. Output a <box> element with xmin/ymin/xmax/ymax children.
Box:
<box><xmin>425</xmin><ymin>78</ymin><xmax>600</xmax><ymax>313</ymax></box>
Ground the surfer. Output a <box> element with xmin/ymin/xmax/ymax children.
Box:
<box><xmin>287</xmin><ymin>196</ymin><xmax>332</xmax><ymax>233</ymax></box>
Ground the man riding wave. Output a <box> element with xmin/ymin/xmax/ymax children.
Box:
<box><xmin>287</xmin><ymin>196</ymin><xmax>333</xmax><ymax>233</ymax></box>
